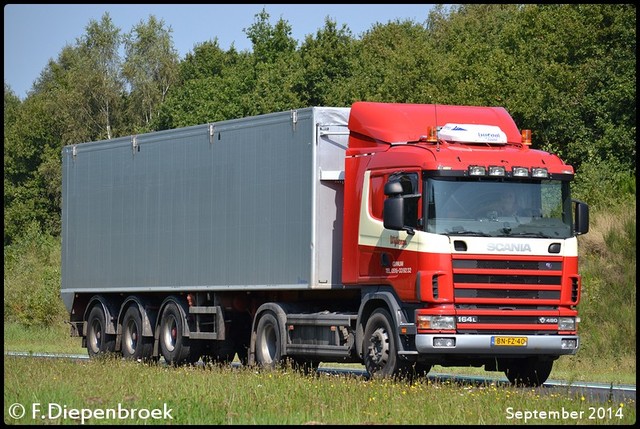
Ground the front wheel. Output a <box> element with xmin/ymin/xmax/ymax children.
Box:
<box><xmin>363</xmin><ymin>308</ymin><xmax>408</xmax><ymax>379</ymax></box>
<box><xmin>504</xmin><ymin>358</ymin><xmax>553</xmax><ymax>387</ymax></box>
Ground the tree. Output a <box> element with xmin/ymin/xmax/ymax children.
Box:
<box><xmin>297</xmin><ymin>17</ymin><xmax>355</xmax><ymax>106</ymax></box>
<box><xmin>341</xmin><ymin>19</ymin><xmax>433</xmax><ymax>104</ymax></box>
<box><xmin>239</xmin><ymin>8</ymin><xmax>304</xmax><ymax>114</ymax></box>
<box><xmin>4</xmin><ymin>13</ymin><xmax>126</xmax><ymax>244</ymax></box>
<box><xmin>122</xmin><ymin>15</ymin><xmax>180</xmax><ymax>133</ymax></box>
<box><xmin>154</xmin><ymin>41</ymin><xmax>252</xmax><ymax>129</ymax></box>
<box><xmin>244</xmin><ymin>8</ymin><xmax>297</xmax><ymax>64</ymax></box>
<box><xmin>72</xmin><ymin>12</ymin><xmax>125</xmax><ymax>141</ymax></box>
<box><xmin>4</xmin><ymin>92</ymin><xmax>61</xmax><ymax>244</ymax></box>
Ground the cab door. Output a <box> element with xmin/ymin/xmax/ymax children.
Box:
<box><xmin>358</xmin><ymin>169</ymin><xmax>421</xmax><ymax>301</ymax></box>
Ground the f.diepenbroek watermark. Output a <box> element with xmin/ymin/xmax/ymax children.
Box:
<box><xmin>8</xmin><ymin>402</ymin><xmax>173</xmax><ymax>424</ymax></box>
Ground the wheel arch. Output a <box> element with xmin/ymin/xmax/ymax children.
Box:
<box><xmin>84</xmin><ymin>295</ymin><xmax>118</xmax><ymax>336</ymax></box>
<box><xmin>355</xmin><ymin>289</ymin><xmax>407</xmax><ymax>358</ymax></box>
<box><xmin>117</xmin><ymin>296</ymin><xmax>156</xmax><ymax>338</ymax></box>
<box><xmin>247</xmin><ymin>302</ymin><xmax>288</xmax><ymax>366</ymax></box>
<box><xmin>155</xmin><ymin>295</ymin><xmax>191</xmax><ymax>340</ymax></box>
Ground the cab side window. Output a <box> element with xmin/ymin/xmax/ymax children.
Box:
<box><xmin>370</xmin><ymin>174</ymin><xmax>386</xmax><ymax>220</ymax></box>
<box><xmin>388</xmin><ymin>172</ymin><xmax>420</xmax><ymax>229</ymax></box>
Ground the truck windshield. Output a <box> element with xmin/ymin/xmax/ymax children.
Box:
<box><xmin>424</xmin><ymin>177</ymin><xmax>573</xmax><ymax>239</ymax></box>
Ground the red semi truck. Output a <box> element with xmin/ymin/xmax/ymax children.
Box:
<box><xmin>61</xmin><ymin>102</ymin><xmax>589</xmax><ymax>386</ymax></box>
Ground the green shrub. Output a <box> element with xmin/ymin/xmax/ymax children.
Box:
<box><xmin>572</xmin><ymin>159</ymin><xmax>636</xmax><ymax>210</ymax></box>
<box><xmin>577</xmin><ymin>199</ymin><xmax>636</xmax><ymax>361</ymax></box>
<box><xmin>3</xmin><ymin>222</ymin><xmax>66</xmax><ymax>326</ymax></box>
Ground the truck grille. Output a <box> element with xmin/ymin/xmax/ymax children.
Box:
<box><xmin>451</xmin><ymin>255</ymin><xmax>565</xmax><ymax>333</ymax></box>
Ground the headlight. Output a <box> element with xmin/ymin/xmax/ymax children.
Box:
<box><xmin>416</xmin><ymin>315</ymin><xmax>456</xmax><ymax>330</ymax></box>
<box><xmin>558</xmin><ymin>317</ymin><xmax>577</xmax><ymax>330</ymax></box>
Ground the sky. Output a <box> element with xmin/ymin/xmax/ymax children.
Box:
<box><xmin>4</xmin><ymin>4</ymin><xmax>436</xmax><ymax>100</ymax></box>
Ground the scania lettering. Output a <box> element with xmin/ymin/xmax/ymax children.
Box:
<box><xmin>61</xmin><ymin>102</ymin><xmax>589</xmax><ymax>386</ymax></box>
<box><xmin>487</xmin><ymin>243</ymin><xmax>533</xmax><ymax>252</ymax></box>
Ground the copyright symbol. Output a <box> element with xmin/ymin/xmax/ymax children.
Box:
<box><xmin>9</xmin><ymin>403</ymin><xmax>26</xmax><ymax>419</ymax></box>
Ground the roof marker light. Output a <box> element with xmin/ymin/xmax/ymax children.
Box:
<box><xmin>512</xmin><ymin>167</ymin><xmax>530</xmax><ymax>177</ymax></box>
<box><xmin>488</xmin><ymin>166</ymin><xmax>506</xmax><ymax>176</ymax></box>
<box><xmin>468</xmin><ymin>165</ymin><xmax>486</xmax><ymax>176</ymax></box>
<box><xmin>532</xmin><ymin>167</ymin><xmax>548</xmax><ymax>178</ymax></box>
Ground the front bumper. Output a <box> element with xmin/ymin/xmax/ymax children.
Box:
<box><xmin>415</xmin><ymin>334</ymin><xmax>579</xmax><ymax>355</ymax></box>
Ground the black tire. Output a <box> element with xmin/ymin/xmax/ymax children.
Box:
<box><xmin>86</xmin><ymin>305</ymin><xmax>116</xmax><ymax>358</ymax></box>
<box><xmin>159</xmin><ymin>301</ymin><xmax>198</xmax><ymax>365</ymax></box>
<box><xmin>504</xmin><ymin>358</ymin><xmax>553</xmax><ymax>387</ymax></box>
<box><xmin>255</xmin><ymin>311</ymin><xmax>282</xmax><ymax>369</ymax></box>
<box><xmin>121</xmin><ymin>305</ymin><xmax>154</xmax><ymax>361</ymax></box>
<box><xmin>363</xmin><ymin>308</ymin><xmax>408</xmax><ymax>379</ymax></box>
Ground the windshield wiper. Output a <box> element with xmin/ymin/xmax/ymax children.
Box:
<box><xmin>499</xmin><ymin>231</ymin><xmax>551</xmax><ymax>238</ymax></box>
<box><xmin>447</xmin><ymin>230</ymin><xmax>491</xmax><ymax>237</ymax></box>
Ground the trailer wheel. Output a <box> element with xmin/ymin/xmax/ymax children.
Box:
<box><xmin>121</xmin><ymin>306</ymin><xmax>154</xmax><ymax>361</ymax></box>
<box><xmin>255</xmin><ymin>311</ymin><xmax>282</xmax><ymax>369</ymax></box>
<box><xmin>363</xmin><ymin>308</ymin><xmax>407</xmax><ymax>379</ymax></box>
<box><xmin>159</xmin><ymin>301</ymin><xmax>197</xmax><ymax>365</ymax></box>
<box><xmin>504</xmin><ymin>358</ymin><xmax>553</xmax><ymax>387</ymax></box>
<box><xmin>86</xmin><ymin>305</ymin><xmax>116</xmax><ymax>358</ymax></box>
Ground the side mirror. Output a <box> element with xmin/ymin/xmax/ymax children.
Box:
<box><xmin>384</xmin><ymin>181</ymin><xmax>404</xmax><ymax>196</ymax></box>
<box><xmin>383</xmin><ymin>196</ymin><xmax>405</xmax><ymax>231</ymax></box>
<box><xmin>573</xmin><ymin>200</ymin><xmax>589</xmax><ymax>235</ymax></box>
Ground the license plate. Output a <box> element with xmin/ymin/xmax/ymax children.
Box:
<box><xmin>492</xmin><ymin>336</ymin><xmax>528</xmax><ymax>347</ymax></box>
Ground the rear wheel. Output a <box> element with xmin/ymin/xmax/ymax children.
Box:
<box><xmin>504</xmin><ymin>358</ymin><xmax>553</xmax><ymax>387</ymax></box>
<box><xmin>121</xmin><ymin>305</ymin><xmax>154</xmax><ymax>361</ymax></box>
<box><xmin>255</xmin><ymin>311</ymin><xmax>282</xmax><ymax>369</ymax></box>
<box><xmin>159</xmin><ymin>301</ymin><xmax>199</xmax><ymax>365</ymax></box>
<box><xmin>86</xmin><ymin>305</ymin><xmax>116</xmax><ymax>358</ymax></box>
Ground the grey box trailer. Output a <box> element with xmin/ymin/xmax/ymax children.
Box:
<box><xmin>61</xmin><ymin>107</ymin><xmax>350</xmax><ymax>313</ymax></box>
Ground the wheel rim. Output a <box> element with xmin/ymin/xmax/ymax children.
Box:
<box><xmin>368</xmin><ymin>327</ymin><xmax>390</xmax><ymax>368</ymax></box>
<box><xmin>258</xmin><ymin>323</ymin><xmax>277</xmax><ymax>364</ymax></box>
<box><xmin>89</xmin><ymin>319</ymin><xmax>102</xmax><ymax>353</ymax></box>
<box><xmin>124</xmin><ymin>318</ymin><xmax>139</xmax><ymax>355</ymax></box>
<box><xmin>162</xmin><ymin>315</ymin><xmax>177</xmax><ymax>352</ymax></box>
